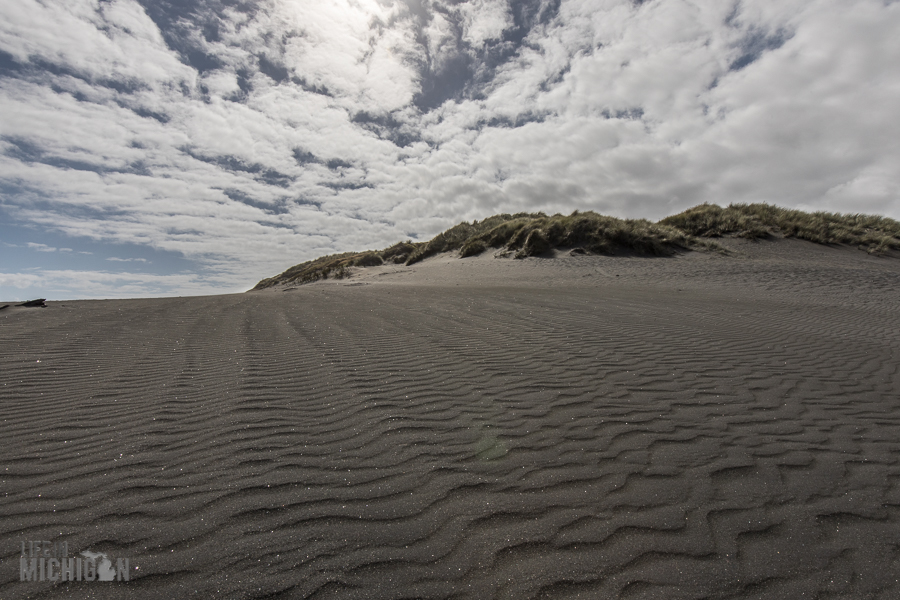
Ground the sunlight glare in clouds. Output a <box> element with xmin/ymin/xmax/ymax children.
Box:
<box><xmin>276</xmin><ymin>0</ymin><xmax>418</xmax><ymax>109</ymax></box>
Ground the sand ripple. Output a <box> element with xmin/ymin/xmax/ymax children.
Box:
<box><xmin>2</xmin><ymin>251</ymin><xmax>900</xmax><ymax>598</ymax></box>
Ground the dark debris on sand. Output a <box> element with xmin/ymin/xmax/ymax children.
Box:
<box><xmin>16</xmin><ymin>299</ymin><xmax>47</xmax><ymax>308</ymax></box>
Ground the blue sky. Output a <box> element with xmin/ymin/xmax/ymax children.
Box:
<box><xmin>2</xmin><ymin>0</ymin><xmax>900</xmax><ymax>300</ymax></box>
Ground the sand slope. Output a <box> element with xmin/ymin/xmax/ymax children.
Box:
<box><xmin>2</xmin><ymin>239</ymin><xmax>900</xmax><ymax>599</ymax></box>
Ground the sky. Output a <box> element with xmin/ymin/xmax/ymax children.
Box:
<box><xmin>2</xmin><ymin>0</ymin><xmax>899</xmax><ymax>300</ymax></box>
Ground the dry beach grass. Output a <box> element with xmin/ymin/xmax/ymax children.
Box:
<box><xmin>2</xmin><ymin>212</ymin><xmax>900</xmax><ymax>598</ymax></box>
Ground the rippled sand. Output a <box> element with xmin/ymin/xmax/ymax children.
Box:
<box><xmin>2</xmin><ymin>239</ymin><xmax>900</xmax><ymax>599</ymax></box>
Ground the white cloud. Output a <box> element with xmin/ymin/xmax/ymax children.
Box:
<box><xmin>0</xmin><ymin>268</ymin><xmax>242</xmax><ymax>299</ymax></box>
<box><xmin>0</xmin><ymin>271</ymin><xmax>43</xmax><ymax>289</ymax></box>
<box><xmin>457</xmin><ymin>0</ymin><xmax>512</xmax><ymax>47</ymax></box>
<box><xmin>26</xmin><ymin>242</ymin><xmax>57</xmax><ymax>252</ymax></box>
<box><xmin>0</xmin><ymin>0</ymin><xmax>194</xmax><ymax>86</ymax></box>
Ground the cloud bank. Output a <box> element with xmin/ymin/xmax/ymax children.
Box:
<box><xmin>1</xmin><ymin>0</ymin><xmax>899</xmax><ymax>298</ymax></box>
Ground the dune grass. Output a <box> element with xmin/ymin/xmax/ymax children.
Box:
<box><xmin>252</xmin><ymin>212</ymin><xmax>701</xmax><ymax>289</ymax></box>
<box><xmin>661</xmin><ymin>203</ymin><xmax>900</xmax><ymax>252</ymax></box>
<box><xmin>404</xmin><ymin>211</ymin><xmax>700</xmax><ymax>264</ymax></box>
<box><xmin>252</xmin><ymin>203</ymin><xmax>900</xmax><ymax>289</ymax></box>
<box><xmin>252</xmin><ymin>252</ymin><xmax>358</xmax><ymax>289</ymax></box>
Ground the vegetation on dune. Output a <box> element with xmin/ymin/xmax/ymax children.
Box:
<box><xmin>658</xmin><ymin>203</ymin><xmax>771</xmax><ymax>239</ymax></box>
<box><xmin>413</xmin><ymin>211</ymin><xmax>701</xmax><ymax>263</ymax></box>
<box><xmin>252</xmin><ymin>203</ymin><xmax>900</xmax><ymax>290</ymax></box>
<box><xmin>403</xmin><ymin>213</ymin><xmax>536</xmax><ymax>264</ymax></box>
<box><xmin>252</xmin><ymin>251</ymin><xmax>358</xmax><ymax>289</ymax></box>
<box><xmin>399</xmin><ymin>210</ymin><xmax>715</xmax><ymax>265</ymax></box>
<box><xmin>661</xmin><ymin>203</ymin><xmax>900</xmax><ymax>252</ymax></box>
<box><xmin>252</xmin><ymin>212</ymin><xmax>702</xmax><ymax>290</ymax></box>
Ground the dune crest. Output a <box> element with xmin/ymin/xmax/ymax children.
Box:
<box><xmin>253</xmin><ymin>203</ymin><xmax>900</xmax><ymax>290</ymax></box>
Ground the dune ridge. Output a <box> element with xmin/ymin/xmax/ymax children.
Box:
<box><xmin>252</xmin><ymin>203</ymin><xmax>900</xmax><ymax>290</ymax></box>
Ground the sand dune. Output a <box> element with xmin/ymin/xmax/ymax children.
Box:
<box><xmin>2</xmin><ymin>238</ymin><xmax>900</xmax><ymax>599</ymax></box>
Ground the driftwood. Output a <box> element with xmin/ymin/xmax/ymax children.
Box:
<box><xmin>0</xmin><ymin>305</ymin><xmax>9</xmax><ymax>311</ymax></box>
<box><xmin>17</xmin><ymin>299</ymin><xmax>47</xmax><ymax>308</ymax></box>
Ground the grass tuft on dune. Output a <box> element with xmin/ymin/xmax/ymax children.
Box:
<box><xmin>252</xmin><ymin>203</ymin><xmax>900</xmax><ymax>290</ymax></box>
<box><xmin>661</xmin><ymin>203</ymin><xmax>900</xmax><ymax>252</ymax></box>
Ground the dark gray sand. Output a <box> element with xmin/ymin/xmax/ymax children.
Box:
<box><xmin>2</xmin><ymin>239</ymin><xmax>900</xmax><ymax>599</ymax></box>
